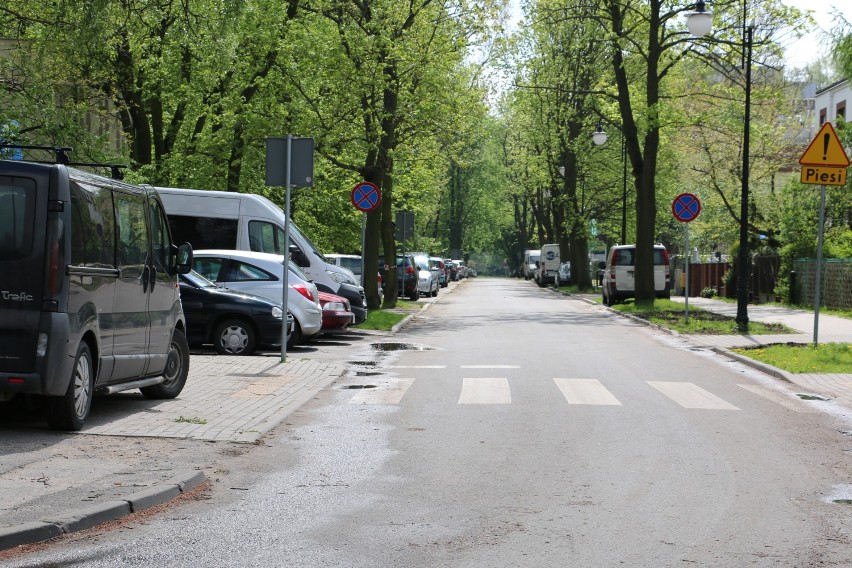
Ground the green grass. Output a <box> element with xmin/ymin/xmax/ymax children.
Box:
<box><xmin>611</xmin><ymin>299</ymin><xmax>794</xmax><ymax>335</ymax></box>
<box><xmin>353</xmin><ymin>300</ymin><xmax>420</xmax><ymax>331</ymax></box>
<box><xmin>732</xmin><ymin>343</ymin><xmax>852</xmax><ymax>374</ymax></box>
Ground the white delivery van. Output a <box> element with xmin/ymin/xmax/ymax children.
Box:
<box><xmin>536</xmin><ymin>244</ymin><xmax>560</xmax><ymax>287</ymax></box>
<box><xmin>154</xmin><ymin>187</ymin><xmax>367</xmax><ymax>324</ymax></box>
<box><xmin>522</xmin><ymin>249</ymin><xmax>540</xmax><ymax>280</ymax></box>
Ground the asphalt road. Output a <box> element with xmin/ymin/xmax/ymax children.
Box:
<box><xmin>2</xmin><ymin>278</ymin><xmax>851</xmax><ymax>567</ymax></box>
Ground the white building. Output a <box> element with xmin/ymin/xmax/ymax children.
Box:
<box><xmin>814</xmin><ymin>79</ymin><xmax>849</xmax><ymax>126</ymax></box>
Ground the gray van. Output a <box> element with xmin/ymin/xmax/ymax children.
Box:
<box><xmin>0</xmin><ymin>158</ymin><xmax>194</xmax><ymax>430</ymax></box>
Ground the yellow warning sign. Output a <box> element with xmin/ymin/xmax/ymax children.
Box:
<box><xmin>799</xmin><ymin>122</ymin><xmax>850</xmax><ymax>167</ymax></box>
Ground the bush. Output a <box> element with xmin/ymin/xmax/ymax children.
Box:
<box><xmin>700</xmin><ymin>287</ymin><xmax>718</xmax><ymax>298</ymax></box>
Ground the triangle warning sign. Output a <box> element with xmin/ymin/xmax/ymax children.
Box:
<box><xmin>799</xmin><ymin>121</ymin><xmax>850</xmax><ymax>167</ymax></box>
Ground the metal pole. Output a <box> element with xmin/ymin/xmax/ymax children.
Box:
<box><xmin>621</xmin><ymin>133</ymin><xmax>627</xmax><ymax>244</ymax></box>
<box><xmin>813</xmin><ymin>183</ymin><xmax>826</xmax><ymax>346</ymax></box>
<box><xmin>360</xmin><ymin>212</ymin><xmax>366</xmax><ymax>289</ymax></box>
<box><xmin>281</xmin><ymin>134</ymin><xmax>292</xmax><ymax>363</ymax></box>
<box><xmin>685</xmin><ymin>223</ymin><xmax>690</xmax><ymax>322</ymax></box>
<box><xmin>735</xmin><ymin>26</ymin><xmax>753</xmax><ymax>330</ymax></box>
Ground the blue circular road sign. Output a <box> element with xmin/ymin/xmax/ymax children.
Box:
<box><xmin>672</xmin><ymin>193</ymin><xmax>701</xmax><ymax>223</ymax></box>
<box><xmin>351</xmin><ymin>182</ymin><xmax>381</xmax><ymax>212</ymax></box>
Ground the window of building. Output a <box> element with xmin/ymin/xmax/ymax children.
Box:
<box><xmin>837</xmin><ymin>100</ymin><xmax>846</xmax><ymax>121</ymax></box>
<box><xmin>819</xmin><ymin>108</ymin><xmax>827</xmax><ymax>125</ymax></box>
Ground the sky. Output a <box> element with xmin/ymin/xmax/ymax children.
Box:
<box><xmin>782</xmin><ymin>0</ymin><xmax>851</xmax><ymax>68</ymax></box>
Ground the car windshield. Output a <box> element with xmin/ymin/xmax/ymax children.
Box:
<box><xmin>288</xmin><ymin>222</ymin><xmax>327</xmax><ymax>263</ymax></box>
<box><xmin>181</xmin><ymin>270</ymin><xmax>219</xmax><ymax>288</ymax></box>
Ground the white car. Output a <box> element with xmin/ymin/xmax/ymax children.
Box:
<box><xmin>601</xmin><ymin>244</ymin><xmax>671</xmax><ymax>306</ymax></box>
<box><xmin>192</xmin><ymin>250</ymin><xmax>323</xmax><ymax>346</ymax></box>
<box><xmin>412</xmin><ymin>254</ymin><xmax>440</xmax><ymax>297</ymax></box>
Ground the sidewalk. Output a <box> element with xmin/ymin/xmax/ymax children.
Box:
<box><xmin>0</xmin><ymin>355</ymin><xmax>349</xmax><ymax>552</ymax></box>
<box><xmin>665</xmin><ymin>296</ymin><xmax>852</xmax><ymax>409</ymax></box>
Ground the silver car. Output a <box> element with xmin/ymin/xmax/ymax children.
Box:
<box><xmin>192</xmin><ymin>250</ymin><xmax>323</xmax><ymax>346</ymax></box>
<box><xmin>412</xmin><ymin>254</ymin><xmax>440</xmax><ymax>297</ymax></box>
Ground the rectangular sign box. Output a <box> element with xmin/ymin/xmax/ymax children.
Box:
<box><xmin>800</xmin><ymin>166</ymin><xmax>847</xmax><ymax>186</ymax></box>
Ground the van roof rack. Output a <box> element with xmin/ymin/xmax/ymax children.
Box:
<box><xmin>0</xmin><ymin>144</ymin><xmax>127</xmax><ymax>180</ymax></box>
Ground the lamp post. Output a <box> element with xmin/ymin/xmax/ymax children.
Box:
<box><xmin>591</xmin><ymin>121</ymin><xmax>627</xmax><ymax>244</ymax></box>
<box><xmin>686</xmin><ymin>0</ymin><xmax>752</xmax><ymax>329</ymax></box>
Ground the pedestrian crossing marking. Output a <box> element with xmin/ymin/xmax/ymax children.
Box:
<box><xmin>647</xmin><ymin>381</ymin><xmax>740</xmax><ymax>410</ymax></box>
<box><xmin>349</xmin><ymin>378</ymin><xmax>415</xmax><ymax>405</ymax></box>
<box><xmin>461</xmin><ymin>365</ymin><xmax>521</xmax><ymax>369</ymax></box>
<box><xmin>554</xmin><ymin>378</ymin><xmax>622</xmax><ymax>406</ymax></box>
<box><xmin>737</xmin><ymin>384</ymin><xmax>816</xmax><ymax>413</ymax></box>
<box><xmin>459</xmin><ymin>378</ymin><xmax>511</xmax><ymax>404</ymax></box>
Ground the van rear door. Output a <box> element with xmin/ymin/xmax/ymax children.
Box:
<box><xmin>0</xmin><ymin>166</ymin><xmax>46</xmax><ymax>374</ymax></box>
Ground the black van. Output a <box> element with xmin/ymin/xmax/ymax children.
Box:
<box><xmin>0</xmin><ymin>159</ymin><xmax>193</xmax><ymax>430</ymax></box>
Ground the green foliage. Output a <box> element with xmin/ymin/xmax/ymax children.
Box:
<box><xmin>732</xmin><ymin>343</ymin><xmax>852</xmax><ymax>374</ymax></box>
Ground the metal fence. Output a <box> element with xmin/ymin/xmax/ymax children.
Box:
<box><xmin>792</xmin><ymin>258</ymin><xmax>852</xmax><ymax>310</ymax></box>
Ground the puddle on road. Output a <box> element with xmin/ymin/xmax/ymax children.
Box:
<box><xmin>371</xmin><ymin>342</ymin><xmax>434</xmax><ymax>352</ymax></box>
<box><xmin>354</xmin><ymin>371</ymin><xmax>382</xmax><ymax>377</ymax></box>
<box><xmin>342</xmin><ymin>384</ymin><xmax>377</xmax><ymax>390</ymax></box>
<box><xmin>796</xmin><ymin>393</ymin><xmax>830</xmax><ymax>401</ymax></box>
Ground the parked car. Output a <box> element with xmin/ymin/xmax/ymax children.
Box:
<box><xmin>451</xmin><ymin>259</ymin><xmax>468</xmax><ymax>279</ymax></box>
<box><xmin>0</xmin><ymin>155</ymin><xmax>194</xmax><ymax>431</ymax></box>
<box><xmin>413</xmin><ymin>254</ymin><xmax>440</xmax><ymax>297</ymax></box>
<box><xmin>444</xmin><ymin>258</ymin><xmax>459</xmax><ymax>281</ymax></box>
<box><xmin>523</xmin><ymin>249</ymin><xmax>540</xmax><ymax>280</ymax></box>
<box><xmin>430</xmin><ymin>256</ymin><xmax>449</xmax><ymax>287</ymax></box>
<box><xmin>318</xmin><ymin>291</ymin><xmax>355</xmax><ymax>333</ymax></box>
<box><xmin>379</xmin><ymin>254</ymin><xmax>419</xmax><ymax>301</ymax></box>
<box><xmin>326</xmin><ymin>253</ymin><xmax>383</xmax><ymax>303</ymax></box>
<box><xmin>179</xmin><ymin>270</ymin><xmax>292</xmax><ymax>355</ymax></box>
<box><xmin>601</xmin><ymin>244</ymin><xmax>671</xmax><ymax>306</ymax></box>
<box><xmin>555</xmin><ymin>262</ymin><xmax>572</xmax><ymax>287</ymax></box>
<box><xmin>191</xmin><ymin>250</ymin><xmax>323</xmax><ymax>347</ymax></box>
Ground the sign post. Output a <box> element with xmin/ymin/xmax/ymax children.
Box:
<box><xmin>672</xmin><ymin>193</ymin><xmax>702</xmax><ymax>321</ymax></box>
<box><xmin>266</xmin><ymin>136</ymin><xmax>314</xmax><ymax>362</ymax></box>
<box><xmin>351</xmin><ymin>182</ymin><xmax>381</xmax><ymax>288</ymax></box>
<box><xmin>798</xmin><ymin>122</ymin><xmax>851</xmax><ymax>346</ymax></box>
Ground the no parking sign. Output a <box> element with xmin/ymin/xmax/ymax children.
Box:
<box><xmin>351</xmin><ymin>182</ymin><xmax>381</xmax><ymax>212</ymax></box>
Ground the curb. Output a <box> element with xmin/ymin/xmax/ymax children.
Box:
<box><xmin>0</xmin><ymin>470</ymin><xmax>206</xmax><ymax>552</ymax></box>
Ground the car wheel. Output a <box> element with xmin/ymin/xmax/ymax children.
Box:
<box><xmin>213</xmin><ymin>318</ymin><xmax>257</xmax><ymax>355</ymax></box>
<box><xmin>431</xmin><ymin>281</ymin><xmax>438</xmax><ymax>297</ymax></box>
<box><xmin>287</xmin><ymin>320</ymin><xmax>303</xmax><ymax>348</ymax></box>
<box><xmin>141</xmin><ymin>329</ymin><xmax>190</xmax><ymax>399</ymax></box>
<box><xmin>408</xmin><ymin>288</ymin><xmax>419</xmax><ymax>301</ymax></box>
<box><xmin>46</xmin><ymin>342</ymin><xmax>94</xmax><ymax>431</ymax></box>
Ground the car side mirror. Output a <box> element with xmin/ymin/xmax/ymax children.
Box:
<box><xmin>175</xmin><ymin>243</ymin><xmax>193</xmax><ymax>275</ymax></box>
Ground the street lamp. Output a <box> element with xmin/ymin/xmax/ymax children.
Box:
<box><xmin>686</xmin><ymin>0</ymin><xmax>752</xmax><ymax>329</ymax></box>
<box><xmin>591</xmin><ymin>121</ymin><xmax>628</xmax><ymax>244</ymax></box>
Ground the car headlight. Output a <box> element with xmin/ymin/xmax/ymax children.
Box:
<box><xmin>271</xmin><ymin>306</ymin><xmax>283</xmax><ymax>319</ymax></box>
<box><xmin>324</xmin><ymin>301</ymin><xmax>346</xmax><ymax>312</ymax></box>
<box><xmin>327</xmin><ymin>270</ymin><xmax>356</xmax><ymax>285</ymax></box>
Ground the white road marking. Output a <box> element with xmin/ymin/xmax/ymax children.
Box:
<box><xmin>737</xmin><ymin>384</ymin><xmax>816</xmax><ymax>412</ymax></box>
<box><xmin>460</xmin><ymin>365</ymin><xmax>521</xmax><ymax>369</ymax></box>
<box><xmin>554</xmin><ymin>378</ymin><xmax>622</xmax><ymax>406</ymax></box>
<box><xmin>387</xmin><ymin>365</ymin><xmax>446</xmax><ymax>369</ymax></box>
<box><xmin>647</xmin><ymin>381</ymin><xmax>740</xmax><ymax>410</ymax></box>
<box><xmin>458</xmin><ymin>378</ymin><xmax>511</xmax><ymax>404</ymax></box>
<box><xmin>349</xmin><ymin>378</ymin><xmax>416</xmax><ymax>405</ymax></box>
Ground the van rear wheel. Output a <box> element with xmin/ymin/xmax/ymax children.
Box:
<box><xmin>46</xmin><ymin>343</ymin><xmax>94</xmax><ymax>431</ymax></box>
<box><xmin>141</xmin><ymin>329</ymin><xmax>189</xmax><ymax>399</ymax></box>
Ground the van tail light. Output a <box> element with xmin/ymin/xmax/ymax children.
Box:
<box><xmin>405</xmin><ymin>266</ymin><xmax>415</xmax><ymax>275</ymax></box>
<box><xmin>291</xmin><ymin>284</ymin><xmax>315</xmax><ymax>302</ymax></box>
